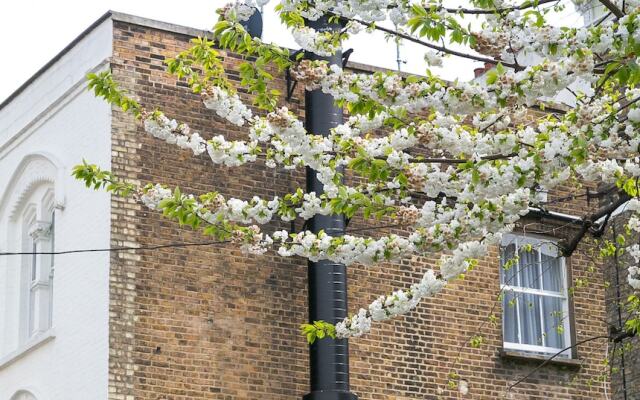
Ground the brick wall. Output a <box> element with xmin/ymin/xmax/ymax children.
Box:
<box><xmin>108</xmin><ymin>18</ymin><xmax>610</xmax><ymax>399</ymax></box>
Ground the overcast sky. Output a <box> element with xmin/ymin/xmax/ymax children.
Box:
<box><xmin>0</xmin><ymin>1</ymin><xmax>587</xmax><ymax>103</ymax></box>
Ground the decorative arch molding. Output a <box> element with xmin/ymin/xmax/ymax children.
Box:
<box><xmin>10</xmin><ymin>389</ymin><xmax>39</xmax><ymax>400</ymax></box>
<box><xmin>0</xmin><ymin>152</ymin><xmax>65</xmax><ymax>223</ymax></box>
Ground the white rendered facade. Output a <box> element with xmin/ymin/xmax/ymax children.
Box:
<box><xmin>0</xmin><ymin>16</ymin><xmax>113</xmax><ymax>400</ymax></box>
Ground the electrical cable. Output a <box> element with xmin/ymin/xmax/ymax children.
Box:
<box><xmin>0</xmin><ymin>240</ymin><xmax>231</xmax><ymax>256</ymax></box>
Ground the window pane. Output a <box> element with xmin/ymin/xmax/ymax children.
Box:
<box><xmin>518</xmin><ymin>293</ymin><xmax>543</xmax><ymax>346</ymax></box>
<box><xmin>503</xmin><ymin>291</ymin><xmax>519</xmax><ymax>343</ymax></box>
<box><xmin>31</xmin><ymin>242</ymin><xmax>37</xmax><ymax>282</ymax></box>
<box><xmin>541</xmin><ymin>253</ymin><xmax>563</xmax><ymax>292</ymax></box>
<box><xmin>539</xmin><ymin>240</ymin><xmax>559</xmax><ymax>258</ymax></box>
<box><xmin>500</xmin><ymin>243</ymin><xmax>517</xmax><ymax>285</ymax></box>
<box><xmin>518</xmin><ymin>249</ymin><xmax>540</xmax><ymax>289</ymax></box>
<box><xmin>29</xmin><ymin>289</ymin><xmax>36</xmax><ymax>335</ymax></box>
<box><xmin>542</xmin><ymin>296</ymin><xmax>566</xmax><ymax>349</ymax></box>
<box><xmin>50</xmin><ymin>210</ymin><xmax>55</xmax><ymax>267</ymax></box>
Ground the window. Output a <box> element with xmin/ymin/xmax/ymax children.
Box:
<box><xmin>24</xmin><ymin>209</ymin><xmax>54</xmax><ymax>340</ymax></box>
<box><xmin>500</xmin><ymin>233</ymin><xmax>572</xmax><ymax>358</ymax></box>
<box><xmin>579</xmin><ymin>0</ymin><xmax>608</xmax><ymax>26</ymax></box>
<box><xmin>0</xmin><ymin>153</ymin><xmax>63</xmax><ymax>356</ymax></box>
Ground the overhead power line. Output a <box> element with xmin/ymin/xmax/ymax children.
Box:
<box><xmin>0</xmin><ymin>240</ymin><xmax>231</xmax><ymax>256</ymax></box>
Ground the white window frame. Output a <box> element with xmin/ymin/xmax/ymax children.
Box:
<box><xmin>500</xmin><ymin>233</ymin><xmax>573</xmax><ymax>358</ymax></box>
<box><xmin>48</xmin><ymin>209</ymin><xmax>55</xmax><ymax>327</ymax></box>
<box><xmin>20</xmin><ymin>208</ymin><xmax>37</xmax><ymax>342</ymax></box>
<box><xmin>19</xmin><ymin>192</ymin><xmax>55</xmax><ymax>343</ymax></box>
<box><xmin>28</xmin><ymin>234</ymin><xmax>37</xmax><ymax>336</ymax></box>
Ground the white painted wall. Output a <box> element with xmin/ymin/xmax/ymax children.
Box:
<box><xmin>0</xmin><ymin>18</ymin><xmax>112</xmax><ymax>400</ymax></box>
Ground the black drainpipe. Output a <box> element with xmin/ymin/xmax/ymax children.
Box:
<box><xmin>613</xmin><ymin>224</ymin><xmax>629</xmax><ymax>400</ymax></box>
<box><xmin>302</xmin><ymin>15</ymin><xmax>358</xmax><ymax>400</ymax></box>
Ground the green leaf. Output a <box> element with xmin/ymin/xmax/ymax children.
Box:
<box><xmin>485</xmin><ymin>70</ymin><xmax>498</xmax><ymax>85</ymax></box>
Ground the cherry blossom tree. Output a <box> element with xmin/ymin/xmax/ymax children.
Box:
<box><xmin>74</xmin><ymin>0</ymin><xmax>640</xmax><ymax>377</ymax></box>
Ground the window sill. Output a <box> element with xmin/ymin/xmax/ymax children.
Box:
<box><xmin>500</xmin><ymin>349</ymin><xmax>582</xmax><ymax>369</ymax></box>
<box><xmin>0</xmin><ymin>329</ymin><xmax>56</xmax><ymax>370</ymax></box>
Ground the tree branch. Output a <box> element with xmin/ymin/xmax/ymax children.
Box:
<box><xmin>439</xmin><ymin>0</ymin><xmax>559</xmax><ymax>14</ymax></box>
<box><xmin>339</xmin><ymin>15</ymin><xmax>523</xmax><ymax>71</ymax></box>
<box><xmin>597</xmin><ymin>0</ymin><xmax>625</xmax><ymax>18</ymax></box>
<box><xmin>528</xmin><ymin>103</ymin><xmax>567</xmax><ymax>115</ymax></box>
<box><xmin>560</xmin><ymin>191</ymin><xmax>631</xmax><ymax>256</ymax></box>
<box><xmin>506</xmin><ymin>334</ymin><xmax>609</xmax><ymax>392</ymax></box>
<box><xmin>410</xmin><ymin>153</ymin><xmax>517</xmax><ymax>164</ymax></box>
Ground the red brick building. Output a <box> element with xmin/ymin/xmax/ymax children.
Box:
<box><xmin>0</xmin><ymin>11</ymin><xmax>614</xmax><ymax>400</ymax></box>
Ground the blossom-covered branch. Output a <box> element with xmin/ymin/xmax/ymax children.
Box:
<box><xmin>77</xmin><ymin>0</ymin><xmax>640</xmax><ymax>353</ymax></box>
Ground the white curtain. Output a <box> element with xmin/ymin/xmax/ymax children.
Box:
<box><xmin>518</xmin><ymin>248</ymin><xmax>540</xmax><ymax>289</ymax></box>
<box><xmin>541</xmin><ymin>253</ymin><xmax>562</xmax><ymax>292</ymax></box>
<box><xmin>518</xmin><ymin>293</ymin><xmax>543</xmax><ymax>346</ymax></box>
<box><xmin>503</xmin><ymin>291</ymin><xmax>519</xmax><ymax>343</ymax></box>
<box><xmin>542</xmin><ymin>296</ymin><xmax>565</xmax><ymax>349</ymax></box>
<box><xmin>500</xmin><ymin>243</ymin><xmax>517</xmax><ymax>285</ymax></box>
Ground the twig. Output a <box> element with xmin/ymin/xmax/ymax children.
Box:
<box><xmin>438</xmin><ymin>0</ymin><xmax>558</xmax><ymax>14</ymax></box>
<box><xmin>407</xmin><ymin>153</ymin><xmax>518</xmax><ymax>165</ymax></box>
<box><xmin>340</xmin><ymin>15</ymin><xmax>523</xmax><ymax>71</ymax></box>
<box><xmin>506</xmin><ymin>334</ymin><xmax>609</xmax><ymax>392</ymax></box>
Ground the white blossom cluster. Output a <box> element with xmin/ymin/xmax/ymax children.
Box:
<box><xmin>623</xmin><ymin>200</ymin><xmax>640</xmax><ymax>290</ymax></box>
<box><xmin>222</xmin><ymin>1</ymin><xmax>255</xmax><ymax>22</ymax></box>
<box><xmin>278</xmin><ymin>0</ymin><xmax>410</xmax><ymax>23</ymax></box>
<box><xmin>291</xmin><ymin>25</ymin><xmax>341</xmax><ymax>56</ymax></box>
<box><xmin>142</xmin><ymin>111</ymin><xmax>261</xmax><ymax>167</ymax></box>
<box><xmin>207</xmin><ymin>135</ymin><xmax>259</xmax><ymax>167</ymax></box>
<box><xmin>469</xmin><ymin>8</ymin><xmax>640</xmax><ymax>79</ymax></box>
<box><xmin>295</xmin><ymin>192</ymin><xmax>332</xmax><ymax>219</ymax></box>
<box><xmin>140</xmin><ymin>184</ymin><xmax>280</xmax><ymax>226</ymax></box>
<box><xmin>143</xmin><ymin>114</ymin><xmax>206</xmax><ymax>156</ymax></box>
<box><xmin>140</xmin><ymin>184</ymin><xmax>173</xmax><ymax>210</ymax></box>
<box><xmin>202</xmin><ymin>86</ymin><xmax>252</xmax><ymax>126</ymax></box>
<box><xmin>219</xmin><ymin>0</ymin><xmax>269</xmax><ymax>22</ymax></box>
<box><xmin>337</xmin><ymin>269</ymin><xmax>445</xmax><ymax>338</ymax></box>
<box><xmin>275</xmin><ymin>230</ymin><xmax>415</xmax><ymax>264</ymax></box>
<box><xmin>629</xmin><ymin>264</ymin><xmax>640</xmax><ymax>290</ymax></box>
<box><xmin>234</xmin><ymin>225</ymin><xmax>275</xmax><ymax>255</ymax></box>
<box><xmin>424</xmin><ymin>51</ymin><xmax>443</xmax><ymax>67</ymax></box>
<box><xmin>140</xmin><ymin>106</ymin><xmax>339</xmax><ymax>193</ymax></box>
<box><xmin>277</xmin><ymin>0</ymin><xmax>417</xmax><ymax>56</ymax></box>
<box><xmin>308</xmin><ymin>52</ymin><xmax>595</xmax><ymax>117</ymax></box>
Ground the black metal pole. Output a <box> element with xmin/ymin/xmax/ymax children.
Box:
<box><xmin>302</xmin><ymin>15</ymin><xmax>358</xmax><ymax>400</ymax></box>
